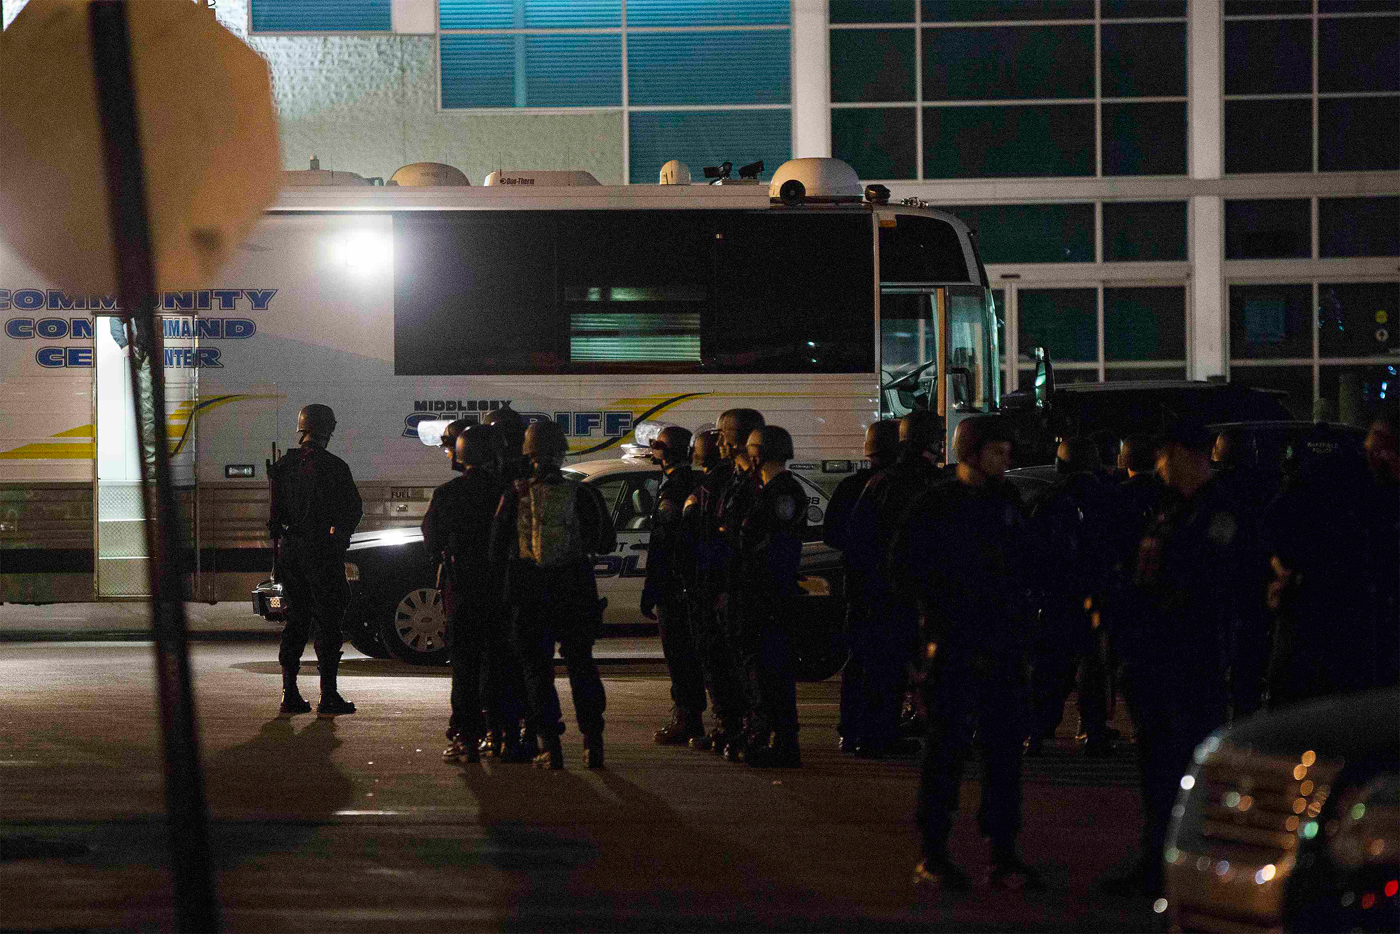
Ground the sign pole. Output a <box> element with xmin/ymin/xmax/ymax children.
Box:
<box><xmin>87</xmin><ymin>2</ymin><xmax>220</xmax><ymax>931</ymax></box>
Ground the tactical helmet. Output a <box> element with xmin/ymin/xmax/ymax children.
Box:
<box><xmin>691</xmin><ymin>429</ymin><xmax>720</xmax><ymax>471</ymax></box>
<box><xmin>747</xmin><ymin>424</ymin><xmax>795</xmax><ymax>464</ymax></box>
<box><xmin>864</xmin><ymin>419</ymin><xmax>901</xmax><ymax>459</ymax></box>
<box><xmin>441</xmin><ymin>419</ymin><xmax>471</xmax><ymax>464</ymax></box>
<box><xmin>483</xmin><ymin>405</ymin><xmax>527</xmax><ymax>456</ymax></box>
<box><xmin>455</xmin><ymin>423</ymin><xmax>501</xmax><ymax>469</ymax></box>
<box><xmin>898</xmin><ymin>409</ymin><xmax>942</xmax><ymax>454</ymax></box>
<box><xmin>296</xmin><ymin>403</ymin><xmax>336</xmax><ymax>443</ymax></box>
<box><xmin>1055</xmin><ymin>436</ymin><xmax>1101</xmax><ymax>475</ymax></box>
<box><xmin>522</xmin><ymin>419</ymin><xmax>569</xmax><ymax>460</ymax></box>
<box><xmin>650</xmin><ymin>425</ymin><xmax>692</xmax><ymax>464</ymax></box>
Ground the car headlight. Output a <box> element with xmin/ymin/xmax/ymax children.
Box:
<box><xmin>344</xmin><ymin>562</ymin><xmax>359</xmax><ymax>582</ymax></box>
<box><xmin>1328</xmin><ymin>773</ymin><xmax>1400</xmax><ymax>871</ymax></box>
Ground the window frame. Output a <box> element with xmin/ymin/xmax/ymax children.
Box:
<box><xmin>829</xmin><ymin>2</ymin><xmax>1189</xmax><ymax>182</ymax></box>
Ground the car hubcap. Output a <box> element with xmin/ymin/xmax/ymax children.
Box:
<box><xmin>393</xmin><ymin>588</ymin><xmax>448</xmax><ymax>653</ymax></box>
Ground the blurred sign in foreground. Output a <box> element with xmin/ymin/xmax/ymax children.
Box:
<box><xmin>0</xmin><ymin>0</ymin><xmax>281</xmax><ymax>295</ymax></box>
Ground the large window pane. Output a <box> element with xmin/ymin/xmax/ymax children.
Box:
<box><xmin>252</xmin><ymin>0</ymin><xmax>389</xmax><ymax>31</ymax></box>
<box><xmin>1225</xmin><ymin>1</ymin><xmax>1314</xmax><ymax>13</ymax></box>
<box><xmin>879</xmin><ymin>215</ymin><xmax>971</xmax><ymax>283</ymax></box>
<box><xmin>1320</xmin><ymin>197</ymin><xmax>1400</xmax><ymax>258</ymax></box>
<box><xmin>1228</xmin><ymin>365</ymin><xmax>1315</xmax><ymax>420</ymax></box>
<box><xmin>831</xmin><ymin>29</ymin><xmax>915</xmax><ymax>102</ymax></box>
<box><xmin>1317</xmin><ymin>282</ymin><xmax>1400</xmax><ymax>358</ymax></box>
<box><xmin>924</xmin><ymin>26</ymin><xmax>1094</xmax><ymax>101</ymax></box>
<box><xmin>1225</xmin><ymin>19</ymin><xmax>1312</xmax><ymax>95</ymax></box>
<box><xmin>1102</xmin><ymin>23</ymin><xmax>1186</xmax><ymax>97</ymax></box>
<box><xmin>714</xmin><ymin>214</ymin><xmax>874</xmax><ymax>373</ymax></box>
<box><xmin>626</xmin><ymin>0</ymin><xmax>789</xmax><ymax>26</ymax></box>
<box><xmin>439</xmin><ymin>0</ymin><xmax>620</xmax><ymax>29</ymax></box>
<box><xmin>1105</xmin><ymin>366</ymin><xmax>1187</xmax><ymax>380</ymax></box>
<box><xmin>833</xmin><ymin>108</ymin><xmax>916</xmax><ymax>180</ymax></box>
<box><xmin>1319</xmin><ymin>16</ymin><xmax>1400</xmax><ymax>93</ymax></box>
<box><xmin>1229</xmin><ymin>283</ymin><xmax>1313</xmax><ymax>360</ymax></box>
<box><xmin>1224</xmin><ymin>99</ymin><xmax>1313</xmax><ymax>174</ymax></box>
<box><xmin>831</xmin><ymin>1</ymin><xmax>915</xmax><ymax>23</ymax></box>
<box><xmin>1319</xmin><ymin>96</ymin><xmax>1400</xmax><ymax>171</ymax></box>
<box><xmin>1225</xmin><ymin>199</ymin><xmax>1312</xmax><ymax>259</ymax></box>
<box><xmin>1103</xmin><ymin>201</ymin><xmax>1188</xmax><ymax>262</ymax></box>
<box><xmin>1103</xmin><ymin>102</ymin><xmax>1187</xmax><ymax>175</ymax></box>
<box><xmin>394</xmin><ymin>213</ymin><xmax>561</xmax><ymax>374</ymax></box>
<box><xmin>628</xmin><ymin>110</ymin><xmax>790</xmax><ymax>184</ymax></box>
<box><xmin>1019</xmin><ymin>288</ymin><xmax>1098</xmax><ymax>364</ymax></box>
<box><xmin>628</xmin><ymin>31</ymin><xmax>789</xmax><ymax>106</ymax></box>
<box><xmin>1105</xmin><ymin>287</ymin><xmax>1186</xmax><ymax>361</ymax></box>
<box><xmin>951</xmin><ymin>203</ymin><xmax>1095</xmax><ymax>264</ymax></box>
<box><xmin>440</xmin><ymin>35</ymin><xmax>622</xmax><ymax>108</ymax></box>
<box><xmin>923</xmin><ymin>1</ymin><xmax>1094</xmax><ymax>21</ymax></box>
<box><xmin>1319</xmin><ymin>363</ymin><xmax>1399</xmax><ymax>426</ymax></box>
<box><xmin>1318</xmin><ymin>1</ymin><xmax>1400</xmax><ymax>11</ymax></box>
<box><xmin>925</xmin><ymin>104</ymin><xmax>1095</xmax><ymax>178</ymax></box>
<box><xmin>1103</xmin><ymin>0</ymin><xmax>1187</xmax><ymax>16</ymax></box>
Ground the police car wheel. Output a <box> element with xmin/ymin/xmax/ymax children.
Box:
<box><xmin>792</xmin><ymin>644</ymin><xmax>849</xmax><ymax>683</ymax></box>
<box><xmin>345</xmin><ymin>613</ymin><xmax>392</xmax><ymax>659</ymax></box>
<box><xmin>380</xmin><ymin>587</ymin><xmax>451</xmax><ymax>665</ymax></box>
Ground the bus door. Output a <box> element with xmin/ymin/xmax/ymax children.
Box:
<box><xmin>93</xmin><ymin>316</ymin><xmax>198</xmax><ymax>597</ymax></box>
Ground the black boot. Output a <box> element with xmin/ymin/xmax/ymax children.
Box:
<box><xmin>280</xmin><ymin>667</ymin><xmax>310</xmax><ymax>714</ymax></box>
<box><xmin>583</xmin><ymin>733</ymin><xmax>604</xmax><ymax>769</ymax></box>
<box><xmin>533</xmin><ymin>732</ymin><xmax>563</xmax><ymax>770</ymax></box>
<box><xmin>654</xmin><ymin>708</ymin><xmax>704</xmax><ymax>745</ymax></box>
<box><xmin>317</xmin><ymin>653</ymin><xmax>356</xmax><ymax>715</ymax></box>
<box><xmin>745</xmin><ymin>732</ymin><xmax>801</xmax><ymax>769</ymax></box>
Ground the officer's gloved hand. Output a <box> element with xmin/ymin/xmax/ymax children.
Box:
<box><xmin>640</xmin><ymin>597</ymin><xmax>657</xmax><ymax>621</ymax></box>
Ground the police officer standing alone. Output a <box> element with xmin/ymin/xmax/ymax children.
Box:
<box><xmin>491</xmin><ymin>420</ymin><xmax>612</xmax><ymax>769</ymax></box>
<box><xmin>894</xmin><ymin>415</ymin><xmax>1041</xmax><ymax>890</ymax></box>
<box><xmin>423</xmin><ymin>424</ymin><xmax>508</xmax><ymax>764</ymax></box>
<box><xmin>733</xmin><ymin>425</ymin><xmax>808</xmax><ymax>768</ymax></box>
<box><xmin>641</xmin><ymin>426</ymin><xmax>707</xmax><ymax>745</ymax></box>
<box><xmin>271</xmin><ymin>404</ymin><xmax>363</xmax><ymax>716</ymax></box>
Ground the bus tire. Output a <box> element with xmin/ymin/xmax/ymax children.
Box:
<box><xmin>379</xmin><ymin>585</ymin><xmax>451</xmax><ymax>665</ymax></box>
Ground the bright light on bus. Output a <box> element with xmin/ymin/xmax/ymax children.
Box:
<box><xmin>336</xmin><ymin>230</ymin><xmax>391</xmax><ymax>274</ymax></box>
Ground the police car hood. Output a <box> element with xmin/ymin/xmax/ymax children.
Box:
<box><xmin>1215</xmin><ymin>687</ymin><xmax>1399</xmax><ymax>767</ymax></box>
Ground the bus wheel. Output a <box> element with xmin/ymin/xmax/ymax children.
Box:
<box><xmin>791</xmin><ymin>606</ymin><xmax>848</xmax><ymax>682</ymax></box>
<box><xmin>793</xmin><ymin>642</ymin><xmax>849</xmax><ymax>683</ymax></box>
<box><xmin>380</xmin><ymin>586</ymin><xmax>451</xmax><ymax>665</ymax></box>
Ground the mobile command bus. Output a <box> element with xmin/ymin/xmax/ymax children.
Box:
<box><xmin>0</xmin><ymin>156</ymin><xmax>1001</xmax><ymax>668</ymax></box>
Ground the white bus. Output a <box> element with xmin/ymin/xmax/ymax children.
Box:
<box><xmin>0</xmin><ymin>157</ymin><xmax>1000</xmax><ymax>665</ymax></box>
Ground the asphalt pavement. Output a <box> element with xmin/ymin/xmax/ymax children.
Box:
<box><xmin>0</xmin><ymin>639</ymin><xmax>1157</xmax><ymax>933</ymax></box>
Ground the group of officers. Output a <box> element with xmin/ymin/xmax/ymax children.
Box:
<box><xmin>268</xmin><ymin>397</ymin><xmax>1398</xmax><ymax>898</ymax></box>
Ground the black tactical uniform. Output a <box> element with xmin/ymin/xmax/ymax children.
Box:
<box><xmin>423</xmin><ymin>433</ymin><xmax>507</xmax><ymax>758</ymax></box>
<box><xmin>643</xmin><ymin>460</ymin><xmax>705</xmax><ymax>740</ymax></box>
<box><xmin>734</xmin><ymin>441</ymin><xmax>807</xmax><ymax>767</ymax></box>
<box><xmin>895</xmin><ymin>474</ymin><xmax>1033</xmax><ymax>878</ymax></box>
<box><xmin>491</xmin><ymin>420</ymin><xmax>611</xmax><ymax>769</ymax></box>
<box><xmin>270</xmin><ymin>407</ymin><xmax>363</xmax><ymax>715</ymax></box>
<box><xmin>842</xmin><ymin>449</ymin><xmax>942</xmax><ymax>754</ymax></box>
<box><xmin>824</xmin><ymin>464</ymin><xmax>874</xmax><ymax>748</ymax></box>
<box><xmin>682</xmin><ymin>458</ymin><xmax>747</xmax><ymax>749</ymax></box>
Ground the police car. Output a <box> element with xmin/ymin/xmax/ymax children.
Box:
<box><xmin>340</xmin><ymin>455</ymin><xmax>848</xmax><ymax>681</ymax></box>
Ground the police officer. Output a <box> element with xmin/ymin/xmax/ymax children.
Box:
<box><xmin>894</xmin><ymin>415</ymin><xmax>1041</xmax><ymax>891</ymax></box>
<box><xmin>733</xmin><ymin>424</ymin><xmax>807</xmax><ymax>768</ymax></box>
<box><xmin>438</xmin><ymin>419</ymin><xmax>470</xmax><ymax>467</ymax></box>
<box><xmin>843</xmin><ymin>409</ymin><xmax>945</xmax><ymax>757</ymax></box>
<box><xmin>641</xmin><ymin>426</ymin><xmax>707</xmax><ymax>745</ymax></box>
<box><xmin>823</xmin><ymin>420</ymin><xmax>899</xmax><ymax>753</ymax></box>
<box><xmin>686</xmin><ymin>409</ymin><xmax>765</xmax><ymax>759</ymax></box>
<box><xmin>491</xmin><ymin>419</ymin><xmax>611</xmax><ymax>769</ymax></box>
<box><xmin>423</xmin><ymin>424</ymin><xmax>508</xmax><ymax>764</ymax></box>
<box><xmin>1118</xmin><ymin>421</ymin><xmax>1250</xmax><ymax>898</ymax></box>
<box><xmin>270</xmin><ymin>404</ymin><xmax>363</xmax><ymax>716</ymax></box>
<box><xmin>483</xmin><ymin>405</ymin><xmax>528</xmax><ymax>483</ymax></box>
<box><xmin>1026</xmin><ymin>438</ymin><xmax>1130</xmax><ymax>757</ymax></box>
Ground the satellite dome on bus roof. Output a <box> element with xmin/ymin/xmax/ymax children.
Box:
<box><xmin>389</xmin><ymin>162</ymin><xmax>470</xmax><ymax>186</ymax></box>
<box><xmin>768</xmin><ymin>158</ymin><xmax>862</xmax><ymax>205</ymax></box>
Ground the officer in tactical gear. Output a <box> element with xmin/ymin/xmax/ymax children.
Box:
<box><xmin>423</xmin><ymin>424</ymin><xmax>508</xmax><ymax>764</ymax></box>
<box><xmin>491</xmin><ymin>419</ymin><xmax>612</xmax><ymax>769</ymax></box>
<box><xmin>270</xmin><ymin>404</ymin><xmax>363</xmax><ymax>716</ymax></box>
<box><xmin>690</xmin><ymin>408</ymin><xmax>766</xmax><ymax>759</ymax></box>
<box><xmin>894</xmin><ymin>415</ymin><xmax>1042</xmax><ymax>891</ymax></box>
<box><xmin>641</xmin><ymin>426</ymin><xmax>707</xmax><ymax>745</ymax></box>
<box><xmin>483</xmin><ymin>405</ymin><xmax>528</xmax><ymax>483</ymax></box>
<box><xmin>823</xmin><ymin>420</ymin><xmax>900</xmax><ymax>753</ymax></box>
<box><xmin>842</xmin><ymin>409</ymin><xmax>945</xmax><ymax>757</ymax></box>
<box><xmin>733</xmin><ymin>424</ymin><xmax>807</xmax><ymax>768</ymax></box>
<box><xmin>439</xmin><ymin>419</ymin><xmax>471</xmax><ymax>468</ymax></box>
